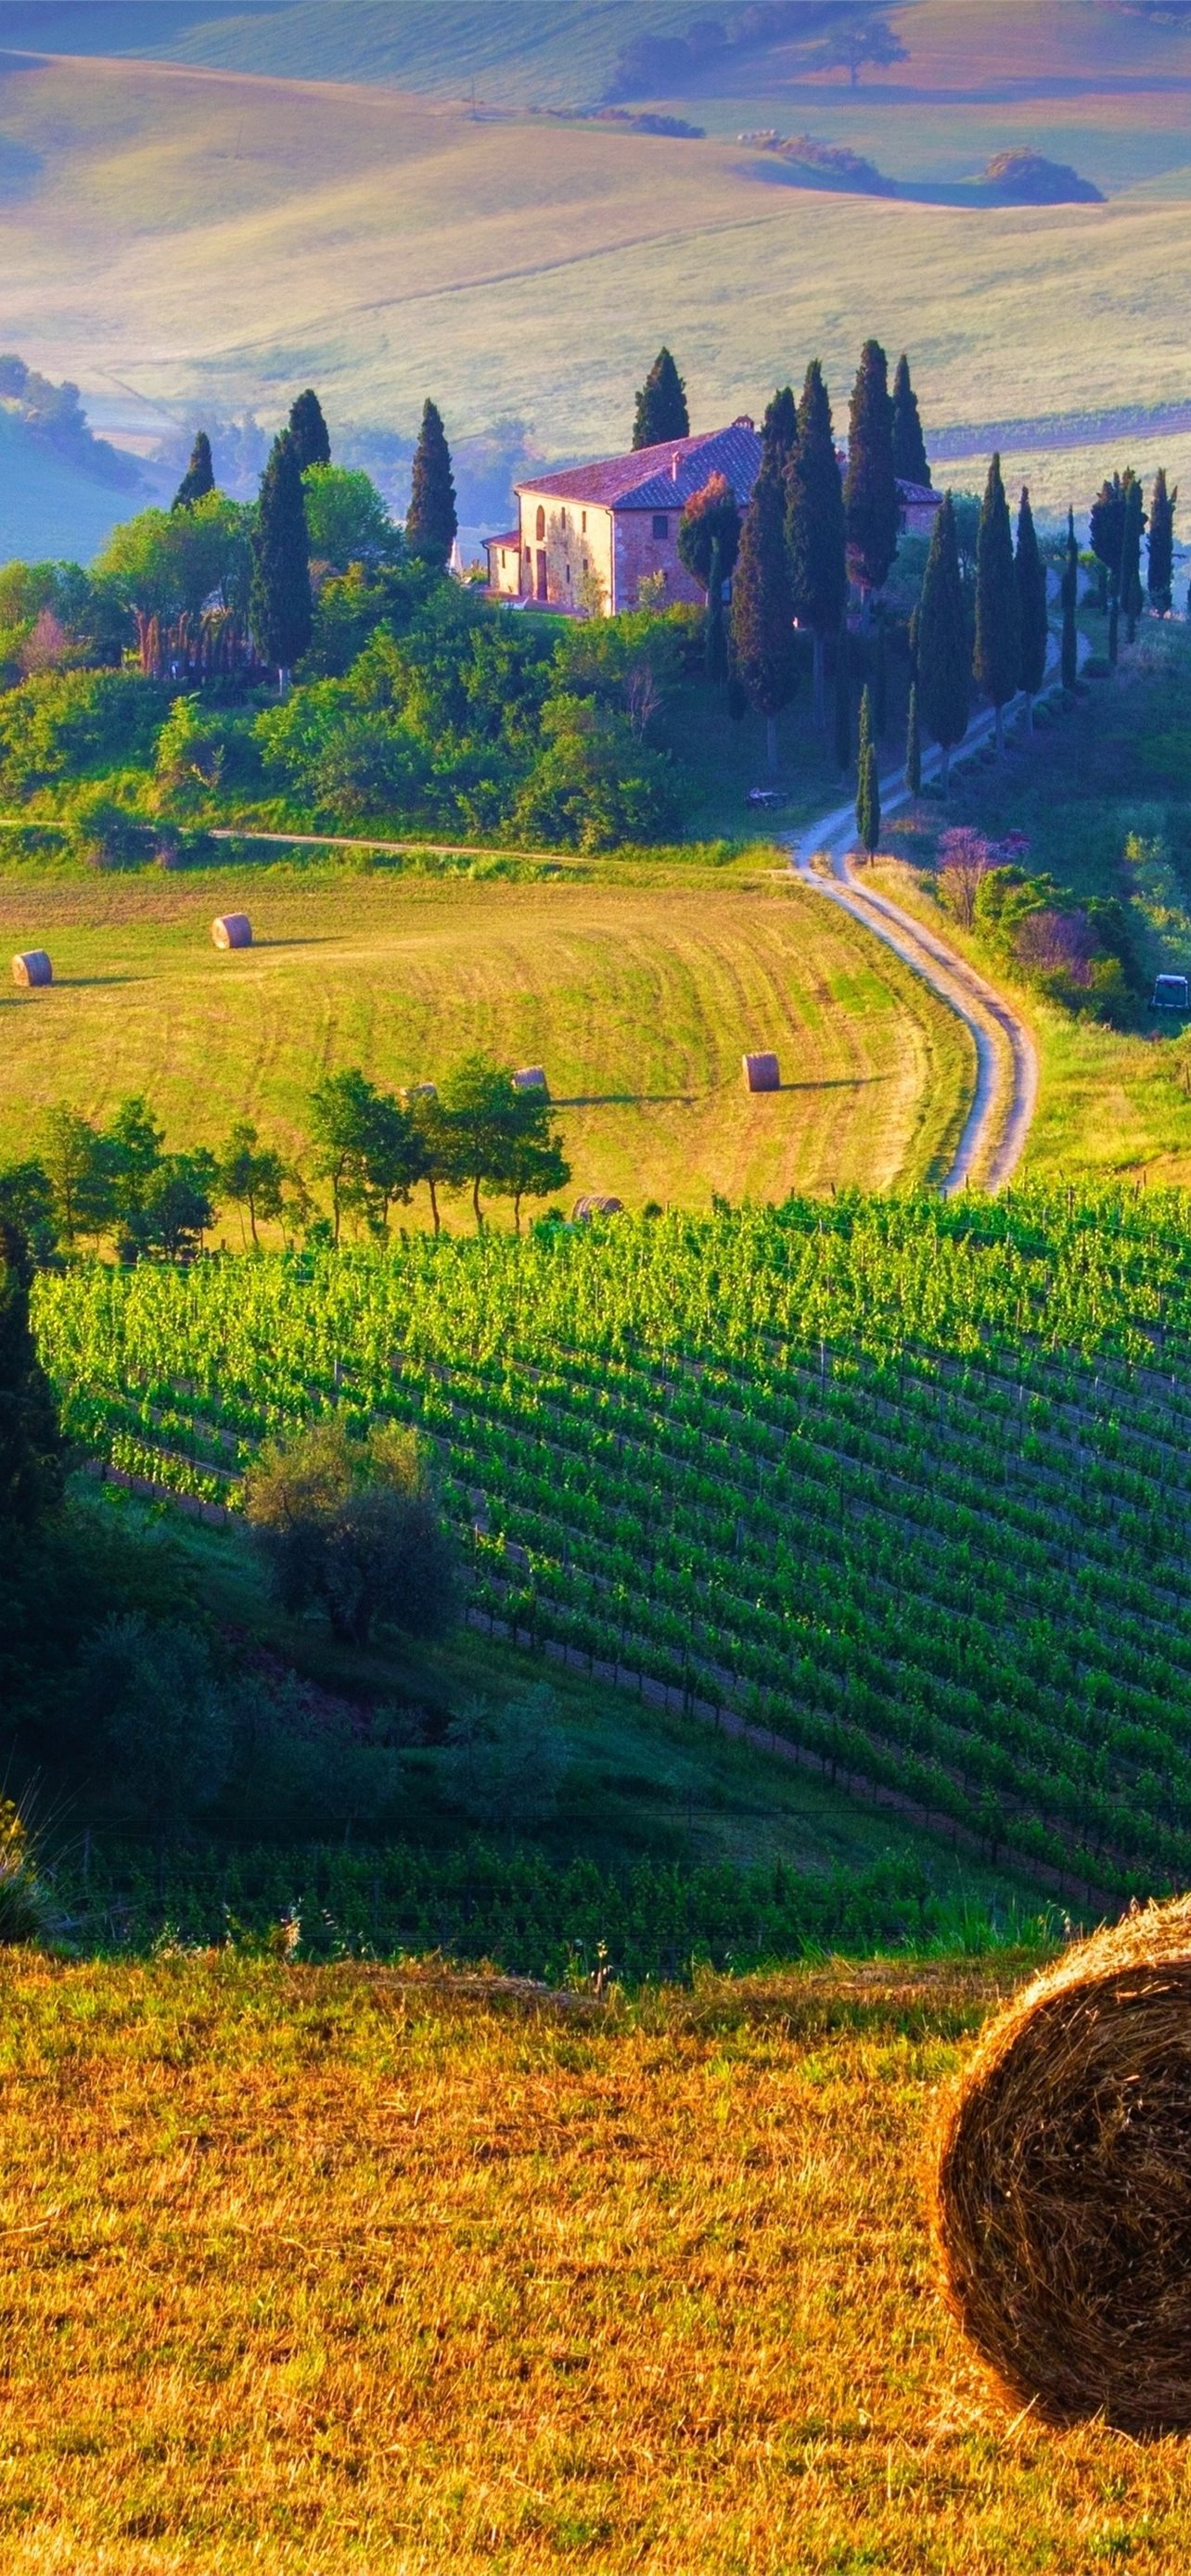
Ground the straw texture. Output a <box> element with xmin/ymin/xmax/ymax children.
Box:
<box><xmin>933</xmin><ymin>1898</ymin><xmax>1191</xmax><ymax>2434</ymax></box>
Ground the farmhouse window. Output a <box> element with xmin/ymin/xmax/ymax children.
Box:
<box><xmin>535</xmin><ymin>504</ymin><xmax>545</xmax><ymax>541</ymax></box>
<box><xmin>582</xmin><ymin>511</ymin><xmax>587</xmax><ymax>532</ymax></box>
<box><xmin>652</xmin><ymin>514</ymin><xmax>669</xmax><ymax>539</ymax></box>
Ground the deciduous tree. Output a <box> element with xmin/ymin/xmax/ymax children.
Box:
<box><xmin>676</xmin><ymin>471</ymin><xmax>741</xmax><ymax>678</ymax></box>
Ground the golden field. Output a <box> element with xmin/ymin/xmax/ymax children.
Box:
<box><xmin>0</xmin><ymin>865</ymin><xmax>972</xmax><ymax>1211</ymax></box>
<box><xmin>0</xmin><ymin>1948</ymin><xmax>1187</xmax><ymax>2574</ymax></box>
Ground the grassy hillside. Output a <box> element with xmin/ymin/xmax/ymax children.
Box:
<box><xmin>875</xmin><ymin>624</ymin><xmax>1191</xmax><ymax>1186</ymax></box>
<box><xmin>0</xmin><ymin>865</ymin><xmax>972</xmax><ymax>1206</ymax></box>
<box><xmin>0</xmin><ymin>49</ymin><xmax>1188</xmax><ymax>509</ymax></box>
<box><xmin>6</xmin><ymin>1945</ymin><xmax>1188</xmax><ymax>2574</ymax></box>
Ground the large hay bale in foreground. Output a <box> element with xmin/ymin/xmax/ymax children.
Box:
<box><xmin>211</xmin><ymin>912</ymin><xmax>251</xmax><ymax>950</ymax></box>
<box><xmin>933</xmin><ymin>1898</ymin><xmax>1191</xmax><ymax>2434</ymax></box>
<box><xmin>12</xmin><ymin>950</ymin><xmax>52</xmax><ymax>988</ymax></box>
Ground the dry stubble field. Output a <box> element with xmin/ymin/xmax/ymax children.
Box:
<box><xmin>1</xmin><ymin>1949</ymin><xmax>1186</xmax><ymax>2575</ymax></box>
<box><xmin>0</xmin><ymin>869</ymin><xmax>972</xmax><ymax>1214</ymax></box>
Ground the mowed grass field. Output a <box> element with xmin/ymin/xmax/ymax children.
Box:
<box><xmin>1</xmin><ymin>49</ymin><xmax>1191</xmax><ymax>488</ymax></box>
<box><xmin>0</xmin><ymin>868</ymin><xmax>973</xmax><ymax>1213</ymax></box>
<box><xmin>4</xmin><ymin>1946</ymin><xmax>1188</xmax><ymax>2575</ymax></box>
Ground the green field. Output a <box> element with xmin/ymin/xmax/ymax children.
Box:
<box><xmin>873</xmin><ymin>624</ymin><xmax>1191</xmax><ymax>1187</ymax></box>
<box><xmin>0</xmin><ymin>36</ymin><xmax>1188</xmax><ymax>522</ymax></box>
<box><xmin>0</xmin><ymin>864</ymin><xmax>972</xmax><ymax>1212</ymax></box>
<box><xmin>36</xmin><ymin>1189</ymin><xmax>1191</xmax><ymax>1906</ymax></box>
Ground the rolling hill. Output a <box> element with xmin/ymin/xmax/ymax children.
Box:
<box><xmin>0</xmin><ymin>45</ymin><xmax>1187</xmax><ymax>545</ymax></box>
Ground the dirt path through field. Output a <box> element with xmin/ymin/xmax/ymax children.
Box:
<box><xmin>786</xmin><ymin>654</ymin><xmax>1062</xmax><ymax>1192</ymax></box>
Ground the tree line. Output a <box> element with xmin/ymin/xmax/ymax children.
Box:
<box><xmin>0</xmin><ymin>1055</ymin><xmax>570</xmax><ymax>1265</ymax></box>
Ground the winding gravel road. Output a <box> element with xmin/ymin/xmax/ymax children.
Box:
<box><xmin>786</xmin><ymin>663</ymin><xmax>1060</xmax><ymax>1193</ymax></box>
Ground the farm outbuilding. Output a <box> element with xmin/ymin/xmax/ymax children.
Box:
<box><xmin>211</xmin><ymin>913</ymin><xmax>252</xmax><ymax>950</ymax></box>
<box><xmin>572</xmin><ymin>1194</ymin><xmax>623</xmax><ymax>1221</ymax></box>
<box><xmin>743</xmin><ymin>1052</ymin><xmax>780</xmax><ymax>1091</ymax></box>
<box><xmin>12</xmin><ymin>950</ymin><xmax>52</xmax><ymax>988</ymax></box>
<box><xmin>1151</xmin><ymin>974</ymin><xmax>1189</xmax><ymax>1011</ymax></box>
<box><xmin>512</xmin><ymin>1065</ymin><xmax>548</xmax><ymax>1094</ymax></box>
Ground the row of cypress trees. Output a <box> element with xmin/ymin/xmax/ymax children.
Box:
<box><xmin>719</xmin><ymin>339</ymin><xmax>928</xmax><ymax>772</ymax></box>
<box><xmin>905</xmin><ymin>460</ymin><xmax>1048</xmax><ymax>806</ymax></box>
<box><xmin>171</xmin><ymin>388</ymin><xmax>459</xmax><ymax>688</ymax></box>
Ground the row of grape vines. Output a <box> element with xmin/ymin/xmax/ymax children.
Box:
<box><xmin>34</xmin><ymin>1187</ymin><xmax>1191</xmax><ymax>1900</ymax></box>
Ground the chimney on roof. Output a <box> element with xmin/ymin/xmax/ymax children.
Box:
<box><xmin>672</xmin><ymin>451</ymin><xmax>680</xmax><ymax>480</ymax></box>
<box><xmin>733</xmin><ymin>414</ymin><xmax>754</xmax><ymax>430</ymax></box>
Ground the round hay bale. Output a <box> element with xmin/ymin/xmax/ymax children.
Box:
<box><xmin>512</xmin><ymin>1065</ymin><xmax>548</xmax><ymax>1095</ymax></box>
<box><xmin>211</xmin><ymin>912</ymin><xmax>251</xmax><ymax>950</ymax></box>
<box><xmin>12</xmin><ymin>950</ymin><xmax>52</xmax><ymax>988</ymax></box>
<box><xmin>933</xmin><ymin>1897</ymin><xmax>1191</xmax><ymax>2434</ymax></box>
<box><xmin>742</xmin><ymin>1050</ymin><xmax>780</xmax><ymax>1092</ymax></box>
<box><xmin>571</xmin><ymin>1194</ymin><xmax>623</xmax><ymax>1222</ymax></box>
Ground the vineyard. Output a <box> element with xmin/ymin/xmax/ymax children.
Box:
<box><xmin>33</xmin><ymin>1187</ymin><xmax>1191</xmax><ymax>1902</ymax></box>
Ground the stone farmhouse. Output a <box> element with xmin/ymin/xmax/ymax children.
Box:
<box><xmin>484</xmin><ymin>418</ymin><xmax>941</xmax><ymax>616</ymax></box>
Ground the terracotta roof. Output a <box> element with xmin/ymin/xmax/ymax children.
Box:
<box><xmin>515</xmin><ymin>419</ymin><xmax>762</xmax><ymax>515</ymax></box>
<box><xmin>484</xmin><ymin>529</ymin><xmax>520</xmax><ymax>549</ymax></box>
<box><xmin>899</xmin><ymin>479</ymin><xmax>941</xmax><ymax>507</ymax></box>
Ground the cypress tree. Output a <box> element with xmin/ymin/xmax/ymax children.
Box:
<box><xmin>632</xmin><ymin>348</ymin><xmax>689</xmax><ymax>451</ymax></box>
<box><xmin>1108</xmin><ymin>592</ymin><xmax>1120</xmax><ymax>666</ymax></box>
<box><xmin>786</xmin><ymin>359</ymin><xmax>846</xmax><ymax>726</ymax></box>
<box><xmin>872</xmin><ymin>618</ymin><xmax>889</xmax><ymax>736</ymax></box>
<box><xmin>855</xmin><ymin>686</ymin><xmax>880</xmax><ymax>855</ymax></box>
<box><xmin>973</xmin><ymin>451</ymin><xmax>1020</xmax><ymax>753</ymax></box>
<box><xmin>1060</xmin><ymin>506</ymin><xmax>1079</xmax><ymax>693</ymax></box>
<box><xmin>288</xmin><ymin>388</ymin><xmax>331</xmax><ymax>470</ymax></box>
<box><xmin>249</xmin><ymin>429</ymin><xmax>311</xmax><ymax>685</ymax></box>
<box><xmin>845</xmin><ymin>338</ymin><xmax>900</xmax><ymax>616</ymax></box>
<box><xmin>1148</xmin><ymin>465</ymin><xmax>1176</xmax><ymax>613</ymax></box>
<box><xmin>173</xmin><ymin>430</ymin><xmax>214</xmax><ymax>513</ymax></box>
<box><xmin>891</xmin><ymin>352</ymin><xmax>930</xmax><ymax>488</ymax></box>
<box><xmin>729</xmin><ymin>458</ymin><xmax>797</xmax><ymax>774</ymax></box>
<box><xmin>1015</xmin><ymin>484</ymin><xmax>1047</xmax><ymax>727</ymax></box>
<box><xmin>1121</xmin><ymin>470</ymin><xmax>1146</xmax><ymax>641</ymax></box>
<box><xmin>405</xmin><ymin>399</ymin><xmax>457</xmax><ymax>567</ymax></box>
<box><xmin>1090</xmin><ymin>474</ymin><xmax>1125</xmax><ymax>617</ymax></box>
<box><xmin>904</xmin><ymin>682</ymin><xmax>921</xmax><ymax>797</ymax></box>
<box><xmin>917</xmin><ymin>492</ymin><xmax>969</xmax><ymax>790</ymax></box>
<box><xmin>761</xmin><ymin>384</ymin><xmax>798</xmax><ymax>472</ymax></box>
<box><xmin>833</xmin><ymin>621</ymin><xmax>852</xmax><ymax>772</ymax></box>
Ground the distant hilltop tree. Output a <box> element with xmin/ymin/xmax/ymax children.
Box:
<box><xmin>172</xmin><ymin>430</ymin><xmax>214</xmax><ymax>513</ymax></box>
<box><xmin>405</xmin><ymin>400</ymin><xmax>457</xmax><ymax>568</ymax></box>
<box><xmin>813</xmin><ymin>12</ymin><xmax>908</xmax><ymax>84</ymax></box>
<box><xmin>982</xmin><ymin>150</ymin><xmax>1103</xmax><ymax>204</ymax></box>
<box><xmin>633</xmin><ymin>348</ymin><xmax>689</xmax><ymax>452</ymax></box>
<box><xmin>288</xmin><ymin>387</ymin><xmax>331</xmax><ymax>470</ymax></box>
